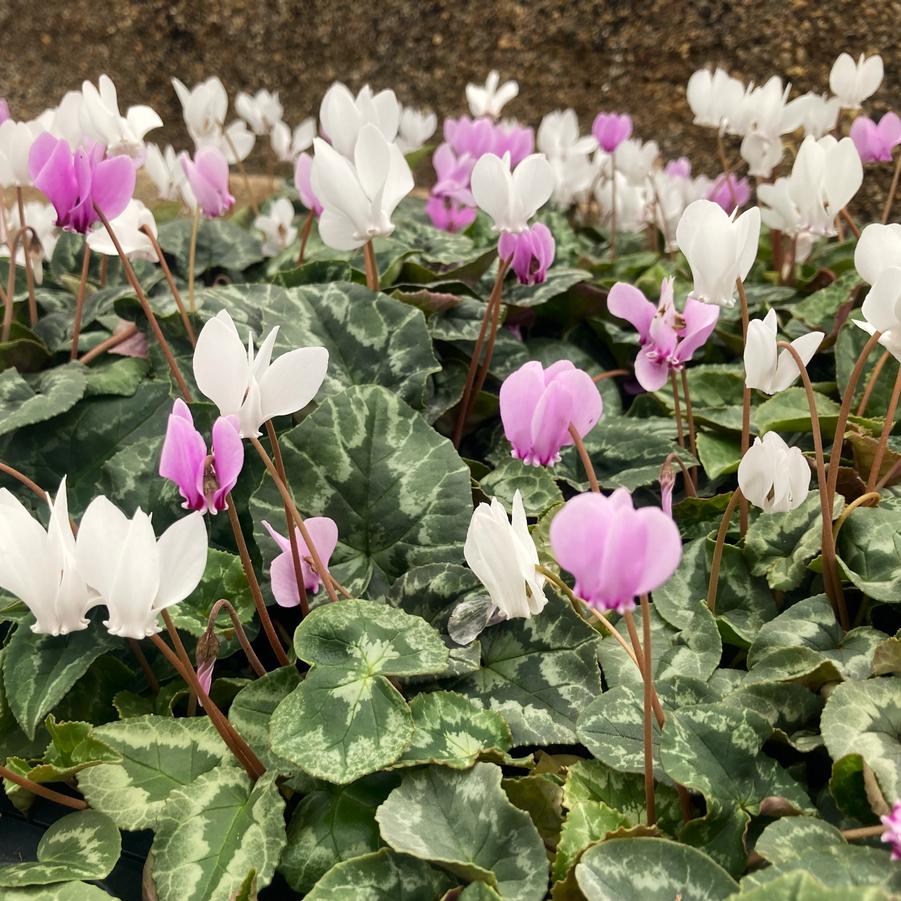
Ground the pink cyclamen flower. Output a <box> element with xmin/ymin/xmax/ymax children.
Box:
<box><xmin>196</xmin><ymin>657</ymin><xmax>215</xmax><ymax>696</ymax></box>
<box><xmin>180</xmin><ymin>146</ymin><xmax>234</xmax><ymax>218</ymax></box>
<box><xmin>493</xmin><ymin>122</ymin><xmax>535</xmax><ymax>167</ymax></box>
<box><xmin>706</xmin><ymin>173</ymin><xmax>752</xmax><ymax>214</ymax></box>
<box><xmin>665</xmin><ymin>157</ymin><xmax>692</xmax><ymax>178</ymax></box>
<box><xmin>294</xmin><ymin>152</ymin><xmax>323</xmax><ymax>217</ymax></box>
<box><xmin>881</xmin><ymin>800</ymin><xmax>901</xmax><ymax>861</ymax></box>
<box><xmin>159</xmin><ymin>399</ymin><xmax>244</xmax><ymax>515</ymax></box>
<box><xmin>426</xmin><ymin>194</ymin><xmax>477</xmax><ymax>232</ymax></box>
<box><xmin>432</xmin><ymin>144</ymin><xmax>476</xmax><ymax>204</ymax></box>
<box><xmin>850</xmin><ymin>112</ymin><xmax>901</xmax><ymax>163</ymax></box>
<box><xmin>262</xmin><ymin>518</ymin><xmax>339</xmax><ymax>606</ymax></box>
<box><xmin>500</xmin><ymin>360</ymin><xmax>603</xmax><ymax>466</ymax></box>
<box><xmin>608</xmin><ymin>277</ymin><xmax>719</xmax><ymax>392</ymax></box>
<box><xmin>0</xmin><ymin>100</ymin><xmax>9</xmax><ymax>125</ymax></box>
<box><xmin>592</xmin><ymin>113</ymin><xmax>633</xmax><ymax>153</ymax></box>
<box><xmin>550</xmin><ymin>488</ymin><xmax>682</xmax><ymax>614</ymax></box>
<box><xmin>498</xmin><ymin>222</ymin><xmax>556</xmax><ymax>285</ymax></box>
<box><xmin>444</xmin><ymin>115</ymin><xmax>500</xmax><ymax>160</ymax></box>
<box><xmin>28</xmin><ymin>134</ymin><xmax>135</xmax><ymax>234</ymax></box>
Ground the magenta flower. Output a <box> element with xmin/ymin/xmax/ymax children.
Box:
<box><xmin>294</xmin><ymin>151</ymin><xmax>323</xmax><ymax>217</ymax></box>
<box><xmin>180</xmin><ymin>146</ymin><xmax>234</xmax><ymax>218</ymax></box>
<box><xmin>498</xmin><ymin>222</ymin><xmax>555</xmax><ymax>285</ymax></box>
<box><xmin>499</xmin><ymin>360</ymin><xmax>603</xmax><ymax>466</ymax></box>
<box><xmin>592</xmin><ymin>113</ymin><xmax>633</xmax><ymax>153</ymax></box>
<box><xmin>262</xmin><ymin>518</ymin><xmax>339</xmax><ymax>606</ymax></box>
<box><xmin>881</xmin><ymin>800</ymin><xmax>901</xmax><ymax>861</ymax></box>
<box><xmin>493</xmin><ymin>122</ymin><xmax>535</xmax><ymax>167</ymax></box>
<box><xmin>196</xmin><ymin>657</ymin><xmax>215</xmax><ymax>696</ymax></box>
<box><xmin>549</xmin><ymin>489</ymin><xmax>682</xmax><ymax>614</ymax></box>
<box><xmin>608</xmin><ymin>277</ymin><xmax>719</xmax><ymax>391</ymax></box>
<box><xmin>443</xmin><ymin>116</ymin><xmax>534</xmax><ymax>167</ymax></box>
<box><xmin>28</xmin><ymin>134</ymin><xmax>135</xmax><ymax>234</ymax></box>
<box><xmin>850</xmin><ymin>112</ymin><xmax>901</xmax><ymax>163</ymax></box>
<box><xmin>432</xmin><ymin>144</ymin><xmax>476</xmax><ymax>204</ymax></box>
<box><xmin>705</xmin><ymin>173</ymin><xmax>751</xmax><ymax>214</ymax></box>
<box><xmin>159</xmin><ymin>399</ymin><xmax>244</xmax><ymax>515</ymax></box>
<box><xmin>665</xmin><ymin>157</ymin><xmax>692</xmax><ymax>178</ymax></box>
<box><xmin>426</xmin><ymin>194</ymin><xmax>476</xmax><ymax>232</ymax></box>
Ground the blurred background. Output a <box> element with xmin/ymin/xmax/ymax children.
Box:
<box><xmin>2</xmin><ymin>0</ymin><xmax>899</xmax><ymax>193</ymax></box>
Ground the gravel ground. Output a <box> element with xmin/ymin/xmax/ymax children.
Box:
<box><xmin>2</xmin><ymin>0</ymin><xmax>899</xmax><ymax>214</ymax></box>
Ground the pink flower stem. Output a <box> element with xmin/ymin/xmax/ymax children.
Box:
<box><xmin>225</xmin><ymin>492</ymin><xmax>290</xmax><ymax>667</ymax></box>
<box><xmin>680</xmin><ymin>369</ymin><xmax>698</xmax><ymax>489</ymax></box>
<box><xmin>0</xmin><ymin>764</ymin><xmax>87</xmax><ymax>809</ymax></box>
<box><xmin>15</xmin><ymin>188</ymin><xmax>37</xmax><ymax>327</ymax></box>
<box><xmin>640</xmin><ymin>593</ymin><xmax>656</xmax><ymax>826</ymax></box>
<box><xmin>736</xmin><ymin>279</ymin><xmax>752</xmax><ymax>535</ymax></box>
<box><xmin>856</xmin><ymin>349</ymin><xmax>892</xmax><ymax>416</ymax></box>
<box><xmin>882</xmin><ymin>150</ymin><xmax>901</xmax><ymax>224</ymax></box>
<box><xmin>839</xmin><ymin>208</ymin><xmax>861</xmax><ymax>240</ymax></box>
<box><xmin>207</xmin><ymin>598</ymin><xmax>267</xmax><ymax>677</ymax></box>
<box><xmin>0</xmin><ymin>460</ymin><xmax>49</xmax><ymax>502</ymax></box>
<box><xmin>78</xmin><ymin>323</ymin><xmax>139</xmax><ymax>364</ymax></box>
<box><xmin>141</xmin><ymin>225</ymin><xmax>196</xmax><ymax>347</ymax></box>
<box><xmin>94</xmin><ymin>204</ymin><xmax>193</xmax><ymax>402</ymax></box>
<box><xmin>127</xmin><ymin>637</ymin><xmax>159</xmax><ymax>693</ymax></box>
<box><xmin>568</xmin><ymin>424</ymin><xmax>600</xmax><ymax>493</ymax></box>
<box><xmin>842</xmin><ymin>825</ymin><xmax>886</xmax><ymax>840</ymax></box>
<box><xmin>671</xmin><ymin>372</ymin><xmax>686</xmax><ymax>449</ymax></box>
<box><xmin>706</xmin><ymin>488</ymin><xmax>743</xmax><ymax>614</ymax></box>
<box><xmin>249</xmin><ymin>435</ymin><xmax>340</xmax><ymax>605</ymax></box>
<box><xmin>363</xmin><ymin>240</ymin><xmax>379</xmax><ymax>292</ymax></box>
<box><xmin>297</xmin><ymin>211</ymin><xmax>314</xmax><ymax>266</ymax></box>
<box><xmin>716</xmin><ymin>132</ymin><xmax>738</xmax><ymax>210</ymax></box>
<box><xmin>265</xmin><ymin>419</ymin><xmax>309</xmax><ymax>617</ymax></box>
<box><xmin>592</xmin><ymin>368</ymin><xmax>629</xmax><ymax>383</ymax></box>
<box><xmin>866</xmin><ymin>363</ymin><xmax>901</xmax><ymax>492</ymax></box>
<box><xmin>70</xmin><ymin>244</ymin><xmax>92</xmax><ymax>361</ymax></box>
<box><xmin>663</xmin><ymin>452</ymin><xmax>697</xmax><ymax>498</ymax></box>
<box><xmin>452</xmin><ymin>258</ymin><xmax>510</xmax><ymax>447</ymax></box>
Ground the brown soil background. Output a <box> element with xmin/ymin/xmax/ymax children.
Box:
<box><xmin>2</xmin><ymin>0</ymin><xmax>900</xmax><ymax>213</ymax></box>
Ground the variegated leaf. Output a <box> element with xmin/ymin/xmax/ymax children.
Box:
<box><xmin>0</xmin><ymin>810</ymin><xmax>120</xmax><ymax>888</ymax></box>
<box><xmin>158</xmin><ymin>217</ymin><xmax>264</xmax><ymax>275</ymax></box>
<box><xmin>76</xmin><ymin>715</ymin><xmax>231</xmax><ymax>829</ymax></box>
<box><xmin>150</xmin><ymin>766</ymin><xmax>286</xmax><ymax>901</ymax></box>
<box><xmin>249</xmin><ymin>385</ymin><xmax>472</xmax><ymax>596</ymax></box>
<box><xmin>305</xmin><ymin>848</ymin><xmax>455</xmax><ymax>900</ymax></box>
<box><xmin>0</xmin><ymin>363</ymin><xmax>87</xmax><ymax>439</ymax></box>
<box><xmin>575</xmin><ymin>837</ymin><xmax>738</xmax><ymax>900</ymax></box>
<box><xmin>376</xmin><ymin>762</ymin><xmax>548</xmax><ymax>901</ymax></box>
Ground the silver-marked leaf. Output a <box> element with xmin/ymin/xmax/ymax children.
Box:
<box><xmin>294</xmin><ymin>600</ymin><xmax>449</xmax><ymax>676</ymax></box>
<box><xmin>480</xmin><ymin>457</ymin><xmax>563</xmax><ymax>517</ymax></box>
<box><xmin>448</xmin><ymin>596</ymin><xmax>601</xmax><ymax>745</ymax></box>
<box><xmin>83</xmin><ymin>357</ymin><xmax>149</xmax><ymax>398</ymax></box>
<box><xmin>391</xmin><ymin>690</ymin><xmax>512</xmax><ymax>769</ymax></box>
<box><xmin>679</xmin><ymin>803</ymin><xmax>751</xmax><ymax>878</ymax></box>
<box><xmin>376</xmin><ymin>762</ymin><xmax>548</xmax><ymax>901</ymax></box>
<box><xmin>2</xmin><ymin>622</ymin><xmax>119</xmax><ymax>739</ymax></box>
<box><xmin>755</xmin><ymin>816</ymin><xmax>845</xmax><ymax>865</ymax></box>
<box><xmin>821</xmin><ymin>677</ymin><xmax>901</xmax><ymax>801</ymax></box>
<box><xmin>269</xmin><ymin>665</ymin><xmax>413</xmax><ymax>784</ymax></box>
<box><xmin>150</xmin><ymin>766</ymin><xmax>286</xmax><ymax>901</ymax></box>
<box><xmin>158</xmin><ymin>217</ymin><xmax>264</xmax><ymax>274</ymax></box>
<box><xmin>732</xmin><ymin>870</ymin><xmax>894</xmax><ymax>900</ymax></box>
<box><xmin>0</xmin><ymin>883</ymin><xmax>113</xmax><ymax>900</ymax></box>
<box><xmin>76</xmin><ymin>715</ymin><xmax>230</xmax><ymax>829</ymax></box>
<box><xmin>280</xmin><ymin>772</ymin><xmax>400</xmax><ymax>894</ymax></box>
<box><xmin>0</xmin><ymin>363</ymin><xmax>87</xmax><ymax>439</ymax></box>
<box><xmin>596</xmin><ymin>601</ymin><xmax>721</xmax><ymax>691</ymax></box>
<box><xmin>753</xmin><ymin>387</ymin><xmax>842</xmax><ymax>435</ymax></box>
<box><xmin>659</xmin><ymin>703</ymin><xmax>811</xmax><ymax>815</ymax></box>
<box><xmin>305</xmin><ymin>848</ymin><xmax>455</xmax><ymax>900</ymax></box>
<box><xmin>748</xmin><ymin>595</ymin><xmax>886</xmax><ymax>682</ymax></box>
<box><xmin>261</xmin><ymin>283</ymin><xmax>441</xmax><ymax>410</ymax></box>
<box><xmin>502</xmin><ymin>267</ymin><xmax>591</xmax><ymax>308</ymax></box>
<box><xmin>552</xmin><ymin>801</ymin><xmax>631</xmax><ymax>882</ymax></box>
<box><xmin>575</xmin><ymin>837</ymin><xmax>738</xmax><ymax>900</ymax></box>
<box><xmin>837</xmin><ymin>503</ymin><xmax>901</xmax><ymax>602</ymax></box>
<box><xmin>249</xmin><ymin>385</ymin><xmax>472</xmax><ymax>595</ymax></box>
<box><xmin>0</xmin><ymin>810</ymin><xmax>120</xmax><ymax>888</ymax></box>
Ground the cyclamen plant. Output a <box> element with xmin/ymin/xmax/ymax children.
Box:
<box><xmin>0</xmin><ymin>51</ymin><xmax>899</xmax><ymax>901</ymax></box>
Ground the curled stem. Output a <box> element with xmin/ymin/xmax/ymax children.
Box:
<box><xmin>592</xmin><ymin>368</ymin><xmax>629</xmax><ymax>383</ymax></box>
<box><xmin>832</xmin><ymin>491</ymin><xmax>880</xmax><ymax>544</ymax></box>
<box><xmin>0</xmin><ymin>460</ymin><xmax>49</xmax><ymax>502</ymax></box>
<box><xmin>141</xmin><ymin>225</ymin><xmax>196</xmax><ymax>346</ymax></box>
<box><xmin>568</xmin><ymin>424</ymin><xmax>600</xmax><ymax>493</ymax></box>
<box><xmin>206</xmin><ymin>599</ymin><xmax>267</xmax><ymax>677</ymax></box>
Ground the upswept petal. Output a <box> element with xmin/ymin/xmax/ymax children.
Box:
<box><xmin>193</xmin><ymin>311</ymin><xmax>250</xmax><ymax>417</ymax></box>
<box><xmin>258</xmin><ymin>345</ymin><xmax>329</xmax><ymax>423</ymax></box>
<box><xmin>154</xmin><ymin>511</ymin><xmax>208</xmax><ymax>611</ymax></box>
<box><xmin>607</xmin><ymin>282</ymin><xmax>656</xmax><ymax>341</ymax></box>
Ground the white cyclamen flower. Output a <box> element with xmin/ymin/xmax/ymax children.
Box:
<box><xmin>855</xmin><ymin>266</ymin><xmax>901</xmax><ymax>361</ymax></box>
<box><xmin>271</xmin><ymin>118</ymin><xmax>316</xmax><ymax>163</ymax></box>
<box><xmin>537</xmin><ymin>109</ymin><xmax>597</xmax><ymax>160</ymax></box>
<box><xmin>0</xmin><ymin>477</ymin><xmax>96</xmax><ymax>635</ymax></box>
<box><xmin>470</xmin><ymin>152</ymin><xmax>554</xmax><ymax>233</ymax></box>
<box><xmin>686</xmin><ymin>67</ymin><xmax>748</xmax><ymax>133</ymax></box>
<box><xmin>788</xmin><ymin>135</ymin><xmax>862</xmax><ymax>236</ymax></box>
<box><xmin>76</xmin><ymin>497</ymin><xmax>208</xmax><ymax>639</ymax></box>
<box><xmin>144</xmin><ymin>143</ymin><xmax>193</xmax><ymax>204</ymax></box>
<box><xmin>396</xmin><ymin>106</ymin><xmax>438</xmax><ymax>155</ymax></box>
<box><xmin>744</xmin><ymin>309</ymin><xmax>824</xmax><ymax>394</ymax></box>
<box><xmin>738</xmin><ymin>432</ymin><xmax>810</xmax><ymax>513</ymax></box>
<box><xmin>466</xmin><ymin>70</ymin><xmax>519</xmax><ymax>119</ymax></box>
<box><xmin>0</xmin><ymin>120</ymin><xmax>37</xmax><ymax>187</ymax></box>
<box><xmin>87</xmin><ymin>200</ymin><xmax>158</xmax><ymax>261</ymax></box>
<box><xmin>854</xmin><ymin>223</ymin><xmax>901</xmax><ymax>286</ymax></box>
<box><xmin>235</xmin><ymin>89</ymin><xmax>284</xmax><ymax>135</ymax></box>
<box><xmin>595</xmin><ymin>171</ymin><xmax>649</xmax><ymax>233</ymax></box>
<box><xmin>829</xmin><ymin>52</ymin><xmax>883</xmax><ymax>109</ymax></box>
<box><xmin>319</xmin><ymin>82</ymin><xmax>400</xmax><ymax>159</ymax></box>
<box><xmin>782</xmin><ymin>92</ymin><xmax>842</xmax><ymax>138</ymax></box>
<box><xmin>676</xmin><ymin>199</ymin><xmax>760</xmax><ymax>307</ymax></box>
<box><xmin>0</xmin><ymin>201</ymin><xmax>58</xmax><ymax>285</ymax></box>
<box><xmin>193</xmin><ymin>309</ymin><xmax>329</xmax><ymax>438</ymax></box>
<box><xmin>464</xmin><ymin>490</ymin><xmax>547</xmax><ymax>620</ymax></box>
<box><xmin>172</xmin><ymin>76</ymin><xmax>228</xmax><ymax>141</ymax></box>
<box><xmin>311</xmin><ymin>123</ymin><xmax>414</xmax><ymax>251</ymax></box>
<box><xmin>80</xmin><ymin>74</ymin><xmax>163</xmax><ymax>161</ymax></box>
<box><xmin>254</xmin><ymin>197</ymin><xmax>298</xmax><ymax>256</ymax></box>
